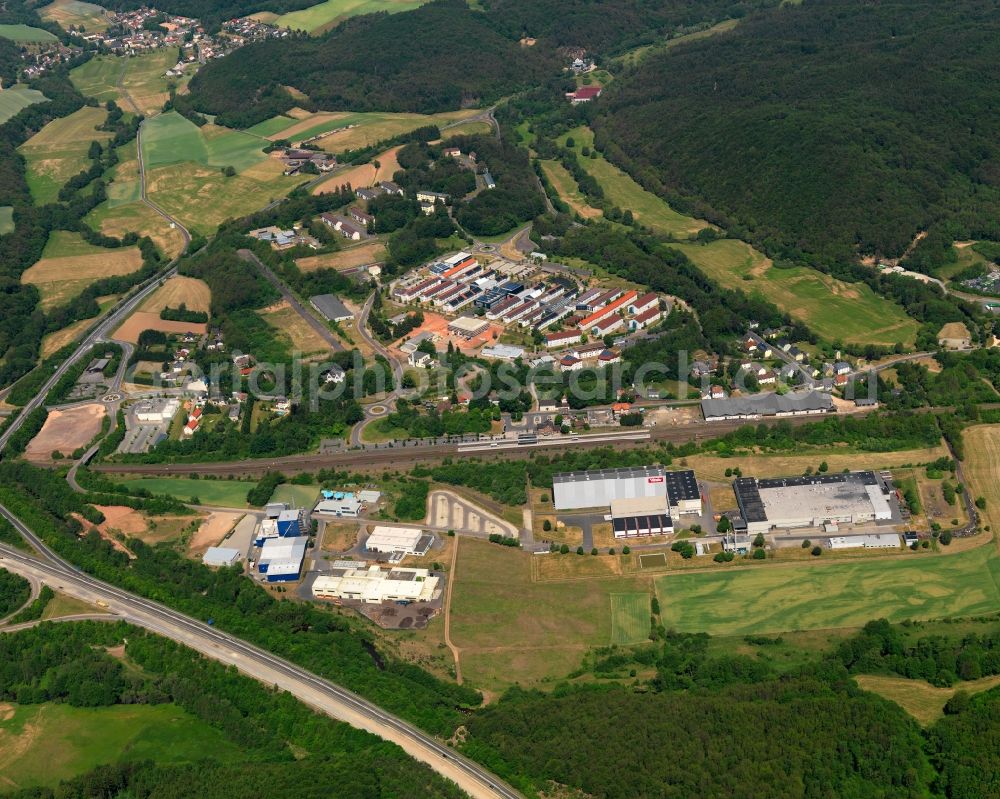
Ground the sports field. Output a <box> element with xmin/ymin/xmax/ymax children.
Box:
<box><xmin>609</xmin><ymin>592</ymin><xmax>650</xmax><ymax>645</ymax></box>
<box><xmin>0</xmin><ymin>206</ymin><xmax>12</xmax><ymax>235</ymax></box>
<box><xmin>110</xmin><ymin>476</ymin><xmax>257</xmax><ymax>507</ymax></box>
<box><xmin>141</xmin><ymin>112</ymin><xmax>304</xmax><ymax>234</ymax></box>
<box><xmin>656</xmin><ymin>544</ymin><xmax>1000</xmax><ymax>637</ymax></box>
<box><xmin>271</xmin><ymin>0</ymin><xmax>428</xmax><ymax>34</ymax></box>
<box><xmin>669</xmin><ymin>239</ymin><xmax>921</xmax><ymax>347</ymax></box>
<box><xmin>22</xmin><ymin>231</ymin><xmax>142</xmax><ymax>310</ymax></box>
<box><xmin>0</xmin><ymin>23</ymin><xmax>57</xmax><ymax>42</ymax></box>
<box><xmin>18</xmin><ymin>105</ymin><xmax>111</xmax><ymax>204</ymax></box>
<box><xmin>560</xmin><ymin>126</ymin><xmax>710</xmax><ymax>238</ymax></box>
<box><xmin>0</xmin><ymin>702</ymin><xmax>245</xmax><ymax>790</ymax></box>
<box><xmin>39</xmin><ymin>0</ymin><xmax>108</xmax><ymax>32</ymax></box>
<box><xmin>0</xmin><ymin>85</ymin><xmax>47</xmax><ymax>125</ymax></box>
<box><xmin>71</xmin><ymin>49</ymin><xmax>178</xmax><ymax>114</ymax></box>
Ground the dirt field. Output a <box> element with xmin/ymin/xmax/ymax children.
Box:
<box><xmin>112</xmin><ymin>311</ymin><xmax>207</xmax><ymax>344</ymax></box>
<box><xmin>22</xmin><ymin>248</ymin><xmax>142</xmax><ymax>311</ymax></box>
<box><xmin>391</xmin><ymin>311</ymin><xmax>501</xmax><ymax>355</ymax></box>
<box><xmin>312</xmin><ymin>145</ymin><xmax>402</xmax><ymax>195</ymax></box>
<box><xmin>186</xmin><ymin>511</ymin><xmax>243</xmax><ymax>557</ymax></box>
<box><xmin>139</xmin><ymin>276</ymin><xmax>211</xmax><ymax>315</ymax></box>
<box><xmin>25</xmin><ymin>404</ymin><xmax>105</xmax><ymax>460</ymax></box>
<box><xmin>258</xmin><ymin>301</ymin><xmax>332</xmax><ymax>357</ymax></box>
<box><xmin>296</xmin><ymin>241</ymin><xmax>386</xmax><ymax>272</ymax></box>
<box><xmin>93</xmin><ymin>505</ymin><xmax>148</xmax><ymax>537</ymax></box>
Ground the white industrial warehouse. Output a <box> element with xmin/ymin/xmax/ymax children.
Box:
<box><xmin>365</xmin><ymin>526</ymin><xmax>434</xmax><ymax>556</ymax></box>
<box><xmin>313</xmin><ymin>565</ymin><xmax>439</xmax><ymax>604</ymax></box>
<box><xmin>257</xmin><ymin>536</ymin><xmax>308</xmax><ymax>582</ymax></box>
<box><xmin>734</xmin><ymin>471</ymin><xmax>894</xmax><ymax>534</ymax></box>
<box><xmin>553</xmin><ymin>466</ymin><xmax>669</xmax><ymax>510</ymax></box>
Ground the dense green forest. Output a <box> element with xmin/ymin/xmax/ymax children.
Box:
<box><xmin>188</xmin><ymin>0</ymin><xmax>556</xmax><ymax>125</ymax></box>
<box><xmin>481</xmin><ymin>0</ymin><xmax>775</xmax><ymax>56</ymax></box>
<box><xmin>0</xmin><ymin>621</ymin><xmax>465</xmax><ymax>797</ymax></box>
<box><xmin>594</xmin><ymin>0</ymin><xmax>1000</xmax><ymax>267</ymax></box>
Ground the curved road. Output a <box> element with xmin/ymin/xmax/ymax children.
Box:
<box><xmin>0</xmin><ymin>508</ymin><xmax>519</xmax><ymax>799</ymax></box>
<box><xmin>349</xmin><ymin>290</ymin><xmax>406</xmax><ymax>446</ymax></box>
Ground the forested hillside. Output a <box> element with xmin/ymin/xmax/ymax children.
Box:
<box><xmin>100</xmin><ymin>0</ymin><xmax>316</xmax><ymax>30</ymax></box>
<box><xmin>480</xmin><ymin>0</ymin><xmax>775</xmax><ymax>56</ymax></box>
<box><xmin>188</xmin><ymin>0</ymin><xmax>555</xmax><ymax>125</ymax></box>
<box><xmin>594</xmin><ymin>0</ymin><xmax>1000</xmax><ymax>266</ymax></box>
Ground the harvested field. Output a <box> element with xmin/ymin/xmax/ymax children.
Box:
<box><xmin>139</xmin><ymin>276</ymin><xmax>211</xmax><ymax>315</ymax></box>
<box><xmin>40</xmin><ymin>317</ymin><xmax>93</xmax><ymax>357</ymax></box>
<box><xmin>186</xmin><ymin>511</ymin><xmax>243</xmax><ymax>557</ymax></box>
<box><xmin>39</xmin><ymin>0</ymin><xmax>109</xmax><ymax>32</ymax></box>
<box><xmin>264</xmin><ymin>111</ymin><xmax>351</xmax><ymax>141</ymax></box>
<box><xmin>258</xmin><ymin>301</ymin><xmax>332</xmax><ymax>357</ymax></box>
<box><xmin>18</xmin><ymin>106</ymin><xmax>110</xmax><ymax>204</ymax></box>
<box><xmin>24</xmin><ymin>404</ymin><xmax>105</xmax><ymax>461</ymax></box>
<box><xmin>312</xmin><ymin>145</ymin><xmax>402</xmax><ymax>195</ymax></box>
<box><xmin>960</xmin><ymin>425</ymin><xmax>1000</xmax><ymax>532</ymax></box>
<box><xmin>87</xmin><ymin>199</ymin><xmax>186</xmax><ymax>259</ymax></box>
<box><xmin>22</xmin><ymin>235</ymin><xmax>142</xmax><ymax>311</ymax></box>
<box><xmin>112</xmin><ymin>311</ymin><xmax>207</xmax><ymax>343</ymax></box>
<box><xmin>296</xmin><ymin>241</ymin><xmax>386</xmax><ymax>272</ymax></box>
<box><xmin>854</xmin><ymin>673</ymin><xmax>1000</xmax><ymax>726</ymax></box>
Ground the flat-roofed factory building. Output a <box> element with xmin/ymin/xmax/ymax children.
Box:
<box><xmin>664</xmin><ymin>469</ymin><xmax>702</xmax><ymax>515</ymax></box>
<box><xmin>313</xmin><ymin>565</ymin><xmax>440</xmax><ymax>604</ymax></box>
<box><xmin>553</xmin><ymin>466</ymin><xmax>668</xmax><ymax>511</ymax></box>
<box><xmin>365</xmin><ymin>526</ymin><xmax>434</xmax><ymax>557</ymax></box>
<box><xmin>610</xmin><ymin>495</ymin><xmax>673</xmax><ymax>538</ymax></box>
<box><xmin>734</xmin><ymin>471</ymin><xmax>894</xmax><ymax>535</ymax></box>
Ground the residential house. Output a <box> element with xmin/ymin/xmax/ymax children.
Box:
<box><xmin>545</xmin><ymin>328</ymin><xmax>583</xmax><ymax>348</ymax></box>
<box><xmin>348</xmin><ymin>206</ymin><xmax>374</xmax><ymax>228</ymax></box>
<box><xmin>566</xmin><ymin>86</ymin><xmax>603</xmax><ymax>104</ymax></box>
<box><xmin>416</xmin><ymin>190</ymin><xmax>449</xmax><ymax>205</ymax></box>
<box><xmin>379</xmin><ymin>180</ymin><xmax>403</xmax><ymax>196</ymax></box>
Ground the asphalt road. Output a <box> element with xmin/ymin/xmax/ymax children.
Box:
<box><xmin>238</xmin><ymin>249</ymin><xmax>344</xmax><ymax>352</ymax></box>
<box><xmin>0</xmin><ymin>508</ymin><xmax>520</xmax><ymax>799</ymax></box>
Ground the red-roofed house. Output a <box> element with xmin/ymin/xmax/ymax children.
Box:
<box><xmin>630</xmin><ymin>305</ymin><xmax>662</xmax><ymax>331</ymax></box>
<box><xmin>579</xmin><ymin>290</ymin><xmax>637</xmax><ymax>331</ymax></box>
<box><xmin>566</xmin><ymin>86</ymin><xmax>603</xmax><ymax>104</ymax></box>
<box><xmin>628</xmin><ymin>292</ymin><xmax>658</xmax><ymax>316</ymax></box>
<box><xmin>545</xmin><ymin>328</ymin><xmax>583</xmax><ymax>349</ymax></box>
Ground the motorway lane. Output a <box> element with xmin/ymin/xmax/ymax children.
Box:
<box><xmin>0</xmin><ymin>511</ymin><xmax>520</xmax><ymax>799</ymax></box>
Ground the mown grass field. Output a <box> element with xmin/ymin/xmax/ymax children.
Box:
<box><xmin>610</xmin><ymin>592</ymin><xmax>651</xmax><ymax>645</ymax></box>
<box><xmin>271</xmin><ymin>0</ymin><xmax>427</xmax><ymax>34</ymax></box>
<box><xmin>669</xmin><ymin>238</ymin><xmax>921</xmax><ymax>347</ymax></box>
<box><xmin>39</xmin><ymin>0</ymin><xmax>109</xmax><ymax>32</ymax></box>
<box><xmin>450</xmin><ymin>539</ymin><xmax>648</xmax><ymax>690</ymax></box>
<box><xmin>269</xmin><ymin>483</ymin><xmax>321</xmax><ymax>508</ymax></box>
<box><xmin>960</xmin><ymin>424</ymin><xmax>1000</xmax><ymax>532</ymax></box>
<box><xmin>0</xmin><ymin>205</ymin><xmax>12</xmax><ymax>235</ymax></box>
<box><xmin>439</xmin><ymin>119</ymin><xmax>492</xmax><ymax>138</ymax></box>
<box><xmin>853</xmin><ymin>673</ymin><xmax>1000</xmax><ymax>726</ymax></box>
<box><xmin>258</xmin><ymin>301</ymin><xmax>332</xmax><ymax>357</ymax></box>
<box><xmin>539</xmin><ymin>159</ymin><xmax>602</xmax><ymax>220</ymax></box>
<box><xmin>22</xmin><ymin>231</ymin><xmax>142</xmax><ymax>310</ymax></box>
<box><xmin>18</xmin><ymin>105</ymin><xmax>110</xmax><ymax>204</ymax></box>
<box><xmin>656</xmin><ymin>544</ymin><xmax>1000</xmax><ymax>637</ymax></box>
<box><xmin>0</xmin><ymin>85</ymin><xmax>47</xmax><ymax>125</ymax></box>
<box><xmin>71</xmin><ymin>49</ymin><xmax>178</xmax><ymax>115</ymax></box>
<box><xmin>141</xmin><ymin>112</ymin><xmax>305</xmax><ymax>234</ymax></box>
<box><xmin>0</xmin><ymin>23</ymin><xmax>57</xmax><ymax>42</ymax></box>
<box><xmin>110</xmin><ymin>476</ymin><xmax>257</xmax><ymax>507</ymax></box>
<box><xmin>258</xmin><ymin>109</ymin><xmax>476</xmax><ymax>152</ymax></box>
<box><xmin>0</xmin><ymin>702</ymin><xmax>245</xmax><ymax>790</ymax></box>
<box><xmin>296</xmin><ymin>241</ymin><xmax>386</xmax><ymax>272</ymax></box>
<box><xmin>616</xmin><ymin>18</ymin><xmax>739</xmax><ymax>68</ymax></box>
<box><xmin>559</xmin><ymin>126</ymin><xmax>710</xmax><ymax>238</ymax></box>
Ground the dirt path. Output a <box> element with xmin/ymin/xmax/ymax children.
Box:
<box><xmin>444</xmin><ymin>536</ymin><xmax>463</xmax><ymax>684</ymax></box>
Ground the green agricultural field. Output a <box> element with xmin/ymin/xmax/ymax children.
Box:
<box><xmin>71</xmin><ymin>50</ymin><xmax>179</xmax><ymax>114</ymax></box>
<box><xmin>559</xmin><ymin>126</ymin><xmax>710</xmax><ymax>238</ymax></box>
<box><xmin>273</xmin><ymin>0</ymin><xmax>427</xmax><ymax>34</ymax></box>
<box><xmin>110</xmin><ymin>476</ymin><xmax>258</xmax><ymax>507</ymax></box>
<box><xmin>610</xmin><ymin>592</ymin><xmax>651</xmax><ymax>645</ymax></box>
<box><xmin>269</xmin><ymin>483</ymin><xmax>321</xmax><ymax>509</ymax></box>
<box><xmin>0</xmin><ymin>703</ymin><xmax>246</xmax><ymax>790</ymax></box>
<box><xmin>0</xmin><ymin>206</ymin><xmax>13</xmax><ymax>235</ymax></box>
<box><xmin>142</xmin><ymin>111</ymin><xmax>267</xmax><ymax>171</ymax></box>
<box><xmin>0</xmin><ymin>85</ymin><xmax>47</xmax><ymax>125</ymax></box>
<box><xmin>668</xmin><ymin>239</ymin><xmax>921</xmax><ymax>347</ymax></box>
<box><xmin>656</xmin><ymin>544</ymin><xmax>1000</xmax><ymax>637</ymax></box>
<box><xmin>0</xmin><ymin>23</ymin><xmax>57</xmax><ymax>42</ymax></box>
<box><xmin>245</xmin><ymin>113</ymin><xmax>300</xmax><ymax>137</ymax></box>
<box><xmin>18</xmin><ymin>105</ymin><xmax>110</xmax><ymax>204</ymax></box>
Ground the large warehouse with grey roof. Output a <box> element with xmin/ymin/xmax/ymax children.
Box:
<box><xmin>734</xmin><ymin>471</ymin><xmax>894</xmax><ymax>534</ymax></box>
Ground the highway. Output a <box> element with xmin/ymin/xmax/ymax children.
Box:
<box><xmin>0</xmin><ymin>507</ymin><xmax>520</xmax><ymax>799</ymax></box>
